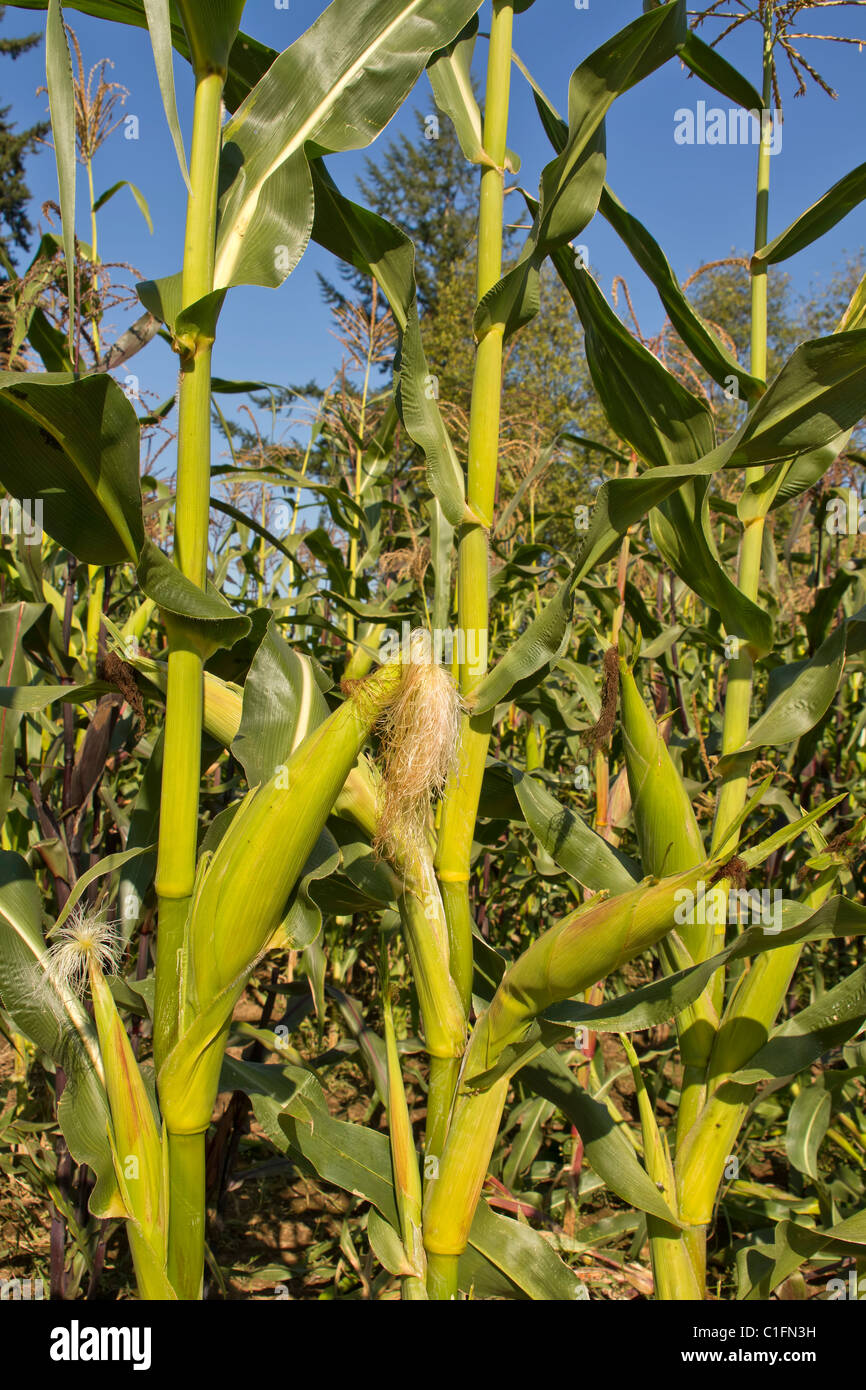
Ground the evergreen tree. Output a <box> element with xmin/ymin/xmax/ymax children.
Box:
<box><xmin>319</xmin><ymin>104</ymin><xmax>478</xmax><ymax>316</ymax></box>
<box><xmin>0</xmin><ymin>6</ymin><xmax>48</xmax><ymax>272</ymax></box>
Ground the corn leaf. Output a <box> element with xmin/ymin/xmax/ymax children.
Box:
<box><xmin>209</xmin><ymin>0</ymin><xmax>485</xmax><ymax>294</ymax></box>
<box><xmin>785</xmin><ymin>1084</ymin><xmax>831</xmax><ymax>1180</ymax></box>
<box><xmin>476</xmin><ymin>0</ymin><xmax>688</xmax><ymax>340</ymax></box>
<box><xmin>140</xmin><ymin>0</ymin><xmax>189</xmax><ymax>187</ymax></box>
<box><xmin>232</xmin><ymin>616</ymin><xmax>329</xmax><ymax>787</ymax></box>
<box><xmin>753</xmin><ymin>162</ymin><xmax>866</xmax><ymax>268</ymax></box>
<box><xmin>310</xmin><ymin>160</ymin><xmax>470</xmax><ymax>527</ymax></box>
<box><xmin>426</xmin><ymin>17</ymin><xmax>491</xmax><ymax>166</ymax></box>
<box><xmin>717</xmin><ymin>608</ymin><xmax>866</xmax><ymax>769</ymax></box>
<box><xmin>92</xmin><ymin>179</ymin><xmax>154</xmax><ymax>232</ymax></box>
<box><xmin>598</xmin><ymin>185</ymin><xmax>762</xmax><ymax>401</ymax></box>
<box><xmin>559</xmin><ymin>260</ymin><xmax>717</xmax><ymax>470</ymax></box>
<box><xmin>137</xmin><ymin>539</ymin><xmax>251</xmax><ymax>656</ymax></box>
<box><xmin>0</xmin><ymin>372</ymin><xmax>144</xmax><ymax>564</ymax></box>
<box><xmin>512</xmin><ymin>769</ymin><xmax>640</xmax><ymax>893</ymax></box>
<box><xmin>739</xmin><ymin>1211</ymin><xmax>866</xmax><ymax>1301</ymax></box>
<box><xmin>45</xmin><ymin>0</ymin><xmax>76</xmax><ymax>354</ymax></box>
<box><xmin>650</xmin><ymin>478</ymin><xmax>774</xmax><ymax>653</ymax></box>
<box><xmin>522</xmin><ymin>1048</ymin><xmax>681</xmax><ymax>1225</ymax></box>
<box><xmin>1</xmin><ymin>0</ymin><xmax>275</xmax><ymax>109</ymax></box>
<box><xmin>173</xmin><ymin>0</ymin><xmax>244</xmax><ymax>74</ymax></box>
<box><xmin>0</xmin><ymin>605</ymin><xmax>47</xmax><ymax>824</ymax></box>
<box><xmin>676</xmin><ymin>31</ymin><xmax>762</xmax><ymax>111</ymax></box>
<box><xmin>731</xmin><ymin>963</ymin><xmax>866</xmax><ymax>1085</ymax></box>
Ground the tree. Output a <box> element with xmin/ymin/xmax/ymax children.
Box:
<box><xmin>319</xmin><ymin>104</ymin><xmax>478</xmax><ymax>317</ymax></box>
<box><xmin>0</xmin><ymin>6</ymin><xmax>48</xmax><ymax>272</ymax></box>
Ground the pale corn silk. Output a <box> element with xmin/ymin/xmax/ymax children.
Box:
<box><xmin>374</xmin><ymin>630</ymin><xmax>463</xmax><ymax>857</ymax></box>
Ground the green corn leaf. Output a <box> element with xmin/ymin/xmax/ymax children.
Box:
<box><xmin>278</xmin><ymin>1073</ymin><xmax>580</xmax><ymax>1299</ymax></box>
<box><xmin>476</xmin><ymin>0</ymin><xmax>687</xmax><ymax>341</ymax></box>
<box><xmin>208</xmin><ymin>0</ymin><xmax>484</xmax><ymax>295</ymax></box>
<box><xmin>676</xmin><ymin>31</ymin><xmax>762</xmax><ymax>111</ymax></box>
<box><xmin>0</xmin><ymin>372</ymin><xmax>144</xmax><ymax>564</ymax></box>
<box><xmin>552</xmin><ymin>327</ymin><xmax>866</xmax><ymax>602</ymax></box>
<box><xmin>232</xmin><ymin>616</ymin><xmax>329</xmax><ymax>787</ymax></box>
<box><xmin>426</xmin><ymin>16</ymin><xmax>491</xmax><ymax>166</ymax></box>
<box><xmin>501</xmin><ymin>1095</ymin><xmax>553</xmax><ymax>1190</ymax></box>
<box><xmin>512</xmin><ymin>768</ymin><xmax>640</xmax><ymax>893</ymax></box>
<box><xmin>459</xmin><ymin>1197</ymin><xmax>582</xmax><ymax>1301</ymax></box>
<box><xmin>92</xmin><ymin>179</ymin><xmax>154</xmax><ymax>232</ymax></box>
<box><xmin>2</xmin><ymin>1</ymin><xmax>274</xmax><ymax>111</ymax></box>
<box><xmin>0</xmin><ymin>680</ymin><xmax>113</xmax><ymax>712</ymax></box>
<box><xmin>739</xmin><ymin>1211</ymin><xmax>866</xmax><ymax>1301</ymax></box>
<box><xmin>221</xmin><ymin>1057</ymin><xmax>327</xmax><ymax>1153</ymax></box>
<box><xmin>716</xmin><ymin>609</ymin><xmax>866</xmax><ymax>770</ymax></box>
<box><xmin>649</xmin><ymin>478</ymin><xmax>773</xmax><ymax>653</ymax></box>
<box><xmin>731</xmin><ymin>963</ymin><xmax>866</xmax><ymax>1085</ymax></box>
<box><xmin>598</xmin><ymin>185</ymin><xmax>762</xmax><ymax>401</ymax></box>
<box><xmin>429</xmin><ymin>497</ymin><xmax>454</xmax><ymax>633</ymax></box>
<box><xmin>753</xmin><ymin>162</ymin><xmax>866</xmax><ymax>268</ymax></box>
<box><xmin>368</xmin><ymin>1208</ymin><xmax>418</xmax><ymax>1279</ymax></box>
<box><xmin>174</xmin><ymin>0</ymin><xmax>244</xmax><ymax>76</ymax></box>
<box><xmin>140</xmin><ymin>0</ymin><xmax>190</xmax><ymax>188</ymax></box>
<box><xmin>556</xmin><ymin>259</ymin><xmax>716</xmax><ymax>471</ymax></box>
<box><xmin>522</xmin><ymin>1048</ymin><xmax>681</xmax><ymax>1226</ymax></box>
<box><xmin>785</xmin><ymin>1083</ymin><xmax>831</xmax><ymax>1180</ymax></box>
<box><xmin>45</xmin><ymin>0</ymin><xmax>76</xmax><ymax>355</ymax></box>
<box><xmin>310</xmin><ymin>160</ymin><xmax>470</xmax><ymax>527</ymax></box>
<box><xmin>0</xmin><ymin>604</ymin><xmax>55</xmax><ymax>824</ymax></box>
<box><xmin>274</xmin><ymin>830</ymin><xmax>343</xmax><ymax>957</ymax></box>
<box><xmin>469</xmin><ymin>576</ymin><xmax>573</xmax><ymax>711</ymax></box>
<box><xmin>53</xmin><ymin>844</ymin><xmax>156</xmax><ymax>934</ymax></box>
<box><xmin>137</xmin><ymin>539</ymin><xmax>251</xmax><ymax>657</ymax></box>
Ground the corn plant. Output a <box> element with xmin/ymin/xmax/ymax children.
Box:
<box><xmin>0</xmin><ymin>0</ymin><xmax>865</xmax><ymax>1303</ymax></box>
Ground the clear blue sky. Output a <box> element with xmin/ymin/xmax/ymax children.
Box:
<box><xmin>2</xmin><ymin>0</ymin><xmax>865</xmax><ymax>458</ymax></box>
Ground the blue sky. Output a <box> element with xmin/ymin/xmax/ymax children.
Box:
<box><xmin>2</xmin><ymin>0</ymin><xmax>865</xmax><ymax>460</ymax></box>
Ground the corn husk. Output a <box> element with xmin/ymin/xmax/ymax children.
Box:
<box><xmin>424</xmin><ymin>861</ymin><xmax>718</xmax><ymax>1257</ymax></box>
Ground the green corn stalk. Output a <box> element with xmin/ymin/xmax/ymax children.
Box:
<box><xmin>435</xmin><ymin>0</ymin><xmax>515</xmax><ymax>1059</ymax></box>
<box><xmin>153</xmin><ymin>1</ymin><xmax>235</xmax><ymax>1083</ymax></box>
<box><xmin>675</xmin><ymin>865</ymin><xmax>837</xmax><ymax>1228</ymax></box>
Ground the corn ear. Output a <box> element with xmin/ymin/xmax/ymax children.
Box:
<box><xmin>336</xmin><ymin>758</ymin><xmax>466</xmax><ymax>1062</ymax></box>
<box><xmin>158</xmin><ymin>660</ymin><xmax>404</xmax><ymax>1134</ymax></box>
<box><xmin>619</xmin><ymin>658</ymin><xmax>706</xmax><ymax>936</ymax></box>
<box><xmin>619</xmin><ymin>656</ymin><xmax>721</xmax><ymax>1144</ymax></box>
<box><xmin>88</xmin><ymin>963</ymin><xmax>169</xmax><ymax>1294</ymax></box>
<box><xmin>468</xmin><ymin>862</ymin><xmax>716</xmax><ymax>1078</ymax></box>
<box><xmin>621</xmin><ymin>1034</ymin><xmax>703</xmax><ymax>1300</ymax></box>
<box><xmin>424</xmin><ymin>861</ymin><xmax>719</xmax><ymax>1259</ymax></box>
<box><xmin>381</xmin><ymin>953</ymin><xmax>427</xmax><ymax>1299</ymax></box>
